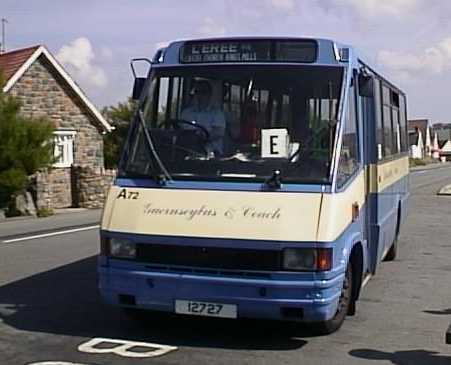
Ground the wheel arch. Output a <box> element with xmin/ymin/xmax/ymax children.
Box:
<box><xmin>396</xmin><ymin>200</ymin><xmax>402</xmax><ymax>236</ymax></box>
<box><xmin>349</xmin><ymin>241</ymin><xmax>364</xmax><ymax>302</ymax></box>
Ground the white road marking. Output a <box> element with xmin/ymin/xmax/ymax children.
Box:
<box><xmin>412</xmin><ymin>170</ymin><xmax>427</xmax><ymax>174</ymax></box>
<box><xmin>78</xmin><ymin>337</ymin><xmax>177</xmax><ymax>358</ymax></box>
<box><xmin>2</xmin><ymin>225</ymin><xmax>99</xmax><ymax>243</ymax></box>
<box><xmin>28</xmin><ymin>362</ymin><xmax>92</xmax><ymax>365</ymax></box>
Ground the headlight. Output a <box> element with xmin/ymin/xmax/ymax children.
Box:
<box><xmin>283</xmin><ymin>248</ymin><xmax>332</xmax><ymax>271</ymax></box>
<box><xmin>109</xmin><ymin>238</ymin><xmax>136</xmax><ymax>259</ymax></box>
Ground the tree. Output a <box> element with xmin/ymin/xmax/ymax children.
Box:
<box><xmin>0</xmin><ymin>74</ymin><xmax>55</xmax><ymax>209</ymax></box>
<box><xmin>102</xmin><ymin>98</ymin><xmax>136</xmax><ymax>169</ymax></box>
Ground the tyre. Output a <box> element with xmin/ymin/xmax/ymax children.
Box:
<box><xmin>385</xmin><ymin>208</ymin><xmax>400</xmax><ymax>262</ymax></box>
<box><xmin>313</xmin><ymin>263</ymin><xmax>353</xmax><ymax>335</ymax></box>
<box><xmin>384</xmin><ymin>236</ymin><xmax>398</xmax><ymax>261</ymax></box>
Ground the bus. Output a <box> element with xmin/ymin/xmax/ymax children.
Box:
<box><xmin>99</xmin><ymin>37</ymin><xmax>409</xmax><ymax>334</ymax></box>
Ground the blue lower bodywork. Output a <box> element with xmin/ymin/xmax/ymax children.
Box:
<box><xmin>98</xmin><ymin>213</ymin><xmax>366</xmax><ymax>322</ymax></box>
<box><xmin>373</xmin><ymin>175</ymin><xmax>409</xmax><ymax>264</ymax></box>
<box><xmin>98</xmin><ymin>260</ymin><xmax>343</xmax><ymax>322</ymax></box>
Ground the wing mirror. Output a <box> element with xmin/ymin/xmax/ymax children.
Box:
<box><xmin>132</xmin><ymin>77</ymin><xmax>146</xmax><ymax>100</ymax></box>
<box><xmin>130</xmin><ymin>58</ymin><xmax>152</xmax><ymax>100</ymax></box>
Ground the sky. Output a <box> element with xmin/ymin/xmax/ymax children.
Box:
<box><xmin>2</xmin><ymin>0</ymin><xmax>451</xmax><ymax>123</ymax></box>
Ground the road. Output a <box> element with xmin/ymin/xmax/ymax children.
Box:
<box><xmin>1</xmin><ymin>167</ymin><xmax>451</xmax><ymax>365</ymax></box>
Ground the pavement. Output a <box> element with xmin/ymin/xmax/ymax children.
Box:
<box><xmin>0</xmin><ymin>166</ymin><xmax>451</xmax><ymax>364</ymax></box>
<box><xmin>0</xmin><ymin>208</ymin><xmax>101</xmax><ymax>239</ymax></box>
<box><xmin>409</xmin><ymin>161</ymin><xmax>451</xmax><ymax>172</ymax></box>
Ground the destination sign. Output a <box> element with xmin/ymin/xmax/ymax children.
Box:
<box><xmin>180</xmin><ymin>40</ymin><xmax>317</xmax><ymax>64</ymax></box>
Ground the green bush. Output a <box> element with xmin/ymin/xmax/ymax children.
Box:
<box><xmin>37</xmin><ymin>207</ymin><xmax>54</xmax><ymax>218</ymax></box>
<box><xmin>0</xmin><ymin>74</ymin><xmax>55</xmax><ymax>209</ymax></box>
<box><xmin>102</xmin><ymin>99</ymin><xmax>136</xmax><ymax>169</ymax></box>
<box><xmin>422</xmin><ymin>156</ymin><xmax>438</xmax><ymax>165</ymax></box>
<box><xmin>0</xmin><ymin>168</ymin><xmax>28</xmax><ymax>207</ymax></box>
<box><xmin>409</xmin><ymin>158</ymin><xmax>426</xmax><ymax>167</ymax></box>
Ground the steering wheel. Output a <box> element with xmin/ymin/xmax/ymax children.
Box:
<box><xmin>170</xmin><ymin>119</ymin><xmax>210</xmax><ymax>142</ymax></box>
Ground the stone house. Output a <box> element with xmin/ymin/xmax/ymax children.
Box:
<box><xmin>0</xmin><ymin>45</ymin><xmax>114</xmax><ymax>209</ymax></box>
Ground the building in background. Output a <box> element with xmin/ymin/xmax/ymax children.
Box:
<box><xmin>433</xmin><ymin>123</ymin><xmax>451</xmax><ymax>141</ymax></box>
<box><xmin>432</xmin><ymin>132</ymin><xmax>440</xmax><ymax>159</ymax></box>
<box><xmin>0</xmin><ymin>45</ymin><xmax>114</xmax><ymax>209</ymax></box>
<box><xmin>408</xmin><ymin>119</ymin><xmax>429</xmax><ymax>159</ymax></box>
<box><xmin>433</xmin><ymin>123</ymin><xmax>451</xmax><ymax>161</ymax></box>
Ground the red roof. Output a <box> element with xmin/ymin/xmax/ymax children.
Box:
<box><xmin>0</xmin><ymin>44</ymin><xmax>113</xmax><ymax>131</ymax></box>
<box><xmin>0</xmin><ymin>45</ymin><xmax>40</xmax><ymax>81</ymax></box>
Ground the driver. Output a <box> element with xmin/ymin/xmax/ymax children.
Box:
<box><xmin>180</xmin><ymin>80</ymin><xmax>226</xmax><ymax>155</ymax></box>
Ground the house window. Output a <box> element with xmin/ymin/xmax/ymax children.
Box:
<box><xmin>53</xmin><ymin>130</ymin><xmax>76</xmax><ymax>168</ymax></box>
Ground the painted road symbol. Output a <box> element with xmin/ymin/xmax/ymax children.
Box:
<box><xmin>78</xmin><ymin>337</ymin><xmax>178</xmax><ymax>358</ymax></box>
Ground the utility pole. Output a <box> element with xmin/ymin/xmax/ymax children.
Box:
<box><xmin>1</xmin><ymin>18</ymin><xmax>7</xmax><ymax>54</ymax></box>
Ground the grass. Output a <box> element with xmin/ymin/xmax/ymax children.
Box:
<box><xmin>409</xmin><ymin>158</ymin><xmax>427</xmax><ymax>167</ymax></box>
<box><xmin>37</xmin><ymin>207</ymin><xmax>54</xmax><ymax>218</ymax></box>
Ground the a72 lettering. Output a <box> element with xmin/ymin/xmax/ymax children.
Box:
<box><xmin>116</xmin><ymin>188</ymin><xmax>139</xmax><ymax>200</ymax></box>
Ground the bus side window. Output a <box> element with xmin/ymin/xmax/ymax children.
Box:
<box><xmin>382</xmin><ymin>84</ymin><xmax>394</xmax><ymax>157</ymax></box>
<box><xmin>337</xmin><ymin>84</ymin><xmax>359</xmax><ymax>187</ymax></box>
<box><xmin>374</xmin><ymin>78</ymin><xmax>384</xmax><ymax>160</ymax></box>
<box><xmin>392</xmin><ymin>106</ymin><xmax>400</xmax><ymax>153</ymax></box>
<box><xmin>399</xmin><ymin>94</ymin><xmax>407</xmax><ymax>152</ymax></box>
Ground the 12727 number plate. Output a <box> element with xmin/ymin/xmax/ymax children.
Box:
<box><xmin>175</xmin><ymin>300</ymin><xmax>237</xmax><ymax>318</ymax></box>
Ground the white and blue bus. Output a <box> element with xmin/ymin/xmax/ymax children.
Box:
<box><xmin>99</xmin><ymin>37</ymin><xmax>409</xmax><ymax>333</ymax></box>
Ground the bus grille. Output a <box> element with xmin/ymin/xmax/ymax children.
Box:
<box><xmin>136</xmin><ymin>244</ymin><xmax>281</xmax><ymax>271</ymax></box>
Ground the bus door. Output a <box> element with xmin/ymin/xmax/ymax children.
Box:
<box><xmin>358</xmin><ymin>70</ymin><xmax>383</xmax><ymax>274</ymax></box>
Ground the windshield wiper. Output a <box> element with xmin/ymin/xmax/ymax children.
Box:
<box><xmin>263</xmin><ymin>169</ymin><xmax>282</xmax><ymax>190</ymax></box>
<box><xmin>137</xmin><ymin>109</ymin><xmax>172</xmax><ymax>184</ymax></box>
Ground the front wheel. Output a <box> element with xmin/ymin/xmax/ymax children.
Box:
<box><xmin>313</xmin><ymin>263</ymin><xmax>353</xmax><ymax>335</ymax></box>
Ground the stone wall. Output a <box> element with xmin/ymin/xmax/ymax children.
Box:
<box><xmin>72</xmin><ymin>166</ymin><xmax>116</xmax><ymax>209</ymax></box>
<box><xmin>34</xmin><ymin>168</ymin><xmax>72</xmax><ymax>209</ymax></box>
<box><xmin>34</xmin><ymin>167</ymin><xmax>115</xmax><ymax>210</ymax></box>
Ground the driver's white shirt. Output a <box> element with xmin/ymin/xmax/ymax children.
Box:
<box><xmin>180</xmin><ymin>105</ymin><xmax>226</xmax><ymax>154</ymax></box>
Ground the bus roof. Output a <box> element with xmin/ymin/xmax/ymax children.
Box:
<box><xmin>155</xmin><ymin>37</ymin><xmax>350</xmax><ymax>66</ymax></box>
<box><xmin>148</xmin><ymin>36</ymin><xmax>404</xmax><ymax>95</ymax></box>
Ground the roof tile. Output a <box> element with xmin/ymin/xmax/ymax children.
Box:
<box><xmin>0</xmin><ymin>45</ymin><xmax>40</xmax><ymax>81</ymax></box>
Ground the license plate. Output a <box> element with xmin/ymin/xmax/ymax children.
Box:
<box><xmin>175</xmin><ymin>300</ymin><xmax>237</xmax><ymax>318</ymax></box>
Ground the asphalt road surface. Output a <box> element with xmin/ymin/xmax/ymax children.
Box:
<box><xmin>1</xmin><ymin>167</ymin><xmax>451</xmax><ymax>365</ymax></box>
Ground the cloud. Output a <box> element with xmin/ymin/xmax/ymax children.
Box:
<box><xmin>100</xmin><ymin>46</ymin><xmax>113</xmax><ymax>61</ymax></box>
<box><xmin>439</xmin><ymin>37</ymin><xmax>451</xmax><ymax>59</ymax></box>
<box><xmin>378</xmin><ymin>36</ymin><xmax>451</xmax><ymax>75</ymax></box>
<box><xmin>56</xmin><ymin>37</ymin><xmax>108</xmax><ymax>88</ymax></box>
<box><xmin>268</xmin><ymin>0</ymin><xmax>295</xmax><ymax>12</ymax></box>
<box><xmin>198</xmin><ymin>17</ymin><xmax>226</xmax><ymax>37</ymax></box>
<box><xmin>154</xmin><ymin>41</ymin><xmax>169</xmax><ymax>50</ymax></box>
<box><xmin>336</xmin><ymin>0</ymin><xmax>420</xmax><ymax>19</ymax></box>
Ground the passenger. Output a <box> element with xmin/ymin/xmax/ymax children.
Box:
<box><xmin>181</xmin><ymin>80</ymin><xmax>226</xmax><ymax>155</ymax></box>
<box><xmin>241</xmin><ymin>101</ymin><xmax>259</xmax><ymax>144</ymax></box>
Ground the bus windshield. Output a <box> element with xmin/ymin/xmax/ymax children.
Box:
<box><xmin>122</xmin><ymin>65</ymin><xmax>344</xmax><ymax>183</ymax></box>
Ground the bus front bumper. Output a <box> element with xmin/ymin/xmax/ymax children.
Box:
<box><xmin>98</xmin><ymin>265</ymin><xmax>344</xmax><ymax>322</ymax></box>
